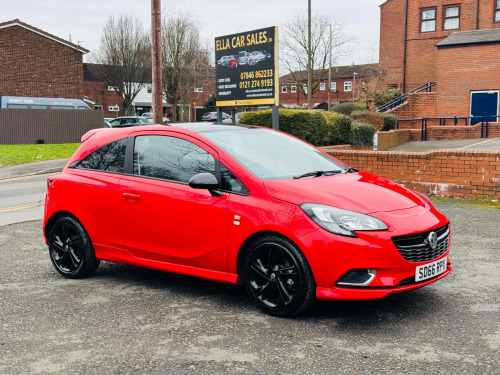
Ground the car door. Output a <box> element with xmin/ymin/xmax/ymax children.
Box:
<box><xmin>116</xmin><ymin>133</ymin><xmax>229</xmax><ymax>272</ymax></box>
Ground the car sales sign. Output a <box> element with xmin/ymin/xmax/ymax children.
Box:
<box><xmin>215</xmin><ymin>26</ymin><xmax>278</xmax><ymax>107</ymax></box>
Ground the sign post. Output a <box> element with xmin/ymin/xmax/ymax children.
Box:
<box><xmin>215</xmin><ymin>27</ymin><xmax>279</xmax><ymax>128</ymax></box>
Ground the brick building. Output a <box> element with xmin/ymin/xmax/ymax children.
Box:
<box><xmin>0</xmin><ymin>19</ymin><xmax>88</xmax><ymax>98</ymax></box>
<box><xmin>279</xmin><ymin>64</ymin><xmax>380</xmax><ymax>108</ymax></box>
<box><xmin>379</xmin><ymin>0</ymin><xmax>500</xmax><ymax>121</ymax></box>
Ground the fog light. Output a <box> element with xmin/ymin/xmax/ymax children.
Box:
<box><xmin>336</xmin><ymin>269</ymin><xmax>376</xmax><ymax>286</ymax></box>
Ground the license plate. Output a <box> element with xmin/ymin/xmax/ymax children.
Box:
<box><xmin>415</xmin><ymin>257</ymin><xmax>447</xmax><ymax>282</ymax></box>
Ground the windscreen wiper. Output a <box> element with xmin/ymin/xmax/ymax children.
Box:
<box><xmin>293</xmin><ymin>170</ymin><xmax>343</xmax><ymax>179</ymax></box>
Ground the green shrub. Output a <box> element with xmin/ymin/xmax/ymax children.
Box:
<box><xmin>350</xmin><ymin>111</ymin><xmax>385</xmax><ymax>131</ymax></box>
<box><xmin>240</xmin><ymin>109</ymin><xmax>327</xmax><ymax>146</ymax></box>
<box><xmin>374</xmin><ymin>88</ymin><xmax>402</xmax><ymax>107</ymax></box>
<box><xmin>350</xmin><ymin>122</ymin><xmax>376</xmax><ymax>147</ymax></box>
<box><xmin>321</xmin><ymin>112</ymin><xmax>351</xmax><ymax>145</ymax></box>
<box><xmin>332</xmin><ymin>102</ymin><xmax>367</xmax><ymax>116</ymax></box>
<box><xmin>382</xmin><ymin>113</ymin><xmax>398</xmax><ymax>131</ymax></box>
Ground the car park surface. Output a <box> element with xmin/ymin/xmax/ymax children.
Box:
<box><xmin>0</xmin><ymin>201</ymin><xmax>498</xmax><ymax>374</ymax></box>
<box><xmin>43</xmin><ymin>124</ymin><xmax>451</xmax><ymax>317</ymax></box>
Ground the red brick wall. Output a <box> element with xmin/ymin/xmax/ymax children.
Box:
<box><xmin>389</xmin><ymin>92</ymin><xmax>437</xmax><ymax>119</ymax></box>
<box><xmin>380</xmin><ymin>0</ymin><xmax>500</xmax><ymax>92</ymax></box>
<box><xmin>0</xmin><ymin>25</ymin><xmax>84</xmax><ymax>98</ymax></box>
<box><xmin>83</xmin><ymin>81</ymin><xmax>124</xmax><ymax>117</ymax></box>
<box><xmin>379</xmin><ymin>0</ymin><xmax>406</xmax><ymax>88</ymax></box>
<box><xmin>325</xmin><ymin>149</ymin><xmax>500</xmax><ymax>197</ymax></box>
<box><xmin>279</xmin><ymin>78</ymin><xmax>360</xmax><ymax>106</ymax></box>
<box><xmin>436</xmin><ymin>44</ymin><xmax>500</xmax><ymax>117</ymax></box>
<box><xmin>376</xmin><ymin>129</ymin><xmax>411</xmax><ymax>150</ymax></box>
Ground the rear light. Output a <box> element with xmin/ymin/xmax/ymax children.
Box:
<box><xmin>47</xmin><ymin>177</ymin><xmax>55</xmax><ymax>189</ymax></box>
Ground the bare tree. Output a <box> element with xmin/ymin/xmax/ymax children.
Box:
<box><xmin>161</xmin><ymin>13</ymin><xmax>210</xmax><ymax>122</ymax></box>
<box><xmin>281</xmin><ymin>14</ymin><xmax>353</xmax><ymax>108</ymax></box>
<box><xmin>92</xmin><ymin>16</ymin><xmax>151</xmax><ymax>115</ymax></box>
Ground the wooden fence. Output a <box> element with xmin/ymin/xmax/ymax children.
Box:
<box><xmin>0</xmin><ymin>109</ymin><xmax>104</xmax><ymax>144</ymax></box>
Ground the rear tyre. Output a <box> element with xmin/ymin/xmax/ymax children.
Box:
<box><xmin>48</xmin><ymin>216</ymin><xmax>100</xmax><ymax>278</ymax></box>
<box><xmin>244</xmin><ymin>235</ymin><xmax>316</xmax><ymax>317</ymax></box>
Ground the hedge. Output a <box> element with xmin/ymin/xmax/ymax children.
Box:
<box><xmin>350</xmin><ymin>122</ymin><xmax>376</xmax><ymax>147</ymax></box>
<box><xmin>331</xmin><ymin>102</ymin><xmax>367</xmax><ymax>116</ymax></box>
<box><xmin>374</xmin><ymin>88</ymin><xmax>402</xmax><ymax>108</ymax></box>
<box><xmin>351</xmin><ymin>111</ymin><xmax>385</xmax><ymax>131</ymax></box>
<box><xmin>321</xmin><ymin>112</ymin><xmax>351</xmax><ymax>145</ymax></box>
<box><xmin>382</xmin><ymin>113</ymin><xmax>398</xmax><ymax>131</ymax></box>
<box><xmin>240</xmin><ymin>109</ymin><xmax>326</xmax><ymax>146</ymax></box>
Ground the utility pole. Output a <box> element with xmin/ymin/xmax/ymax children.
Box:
<box><xmin>151</xmin><ymin>0</ymin><xmax>162</xmax><ymax>124</ymax></box>
<box><xmin>327</xmin><ymin>24</ymin><xmax>332</xmax><ymax>111</ymax></box>
<box><xmin>307</xmin><ymin>0</ymin><xmax>312</xmax><ymax>110</ymax></box>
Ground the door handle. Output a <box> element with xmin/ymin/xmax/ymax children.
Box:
<box><xmin>123</xmin><ymin>192</ymin><xmax>141</xmax><ymax>200</ymax></box>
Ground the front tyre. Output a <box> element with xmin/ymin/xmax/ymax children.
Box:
<box><xmin>244</xmin><ymin>235</ymin><xmax>315</xmax><ymax>317</ymax></box>
<box><xmin>48</xmin><ymin>216</ymin><xmax>100</xmax><ymax>278</ymax></box>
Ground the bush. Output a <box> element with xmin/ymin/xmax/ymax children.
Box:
<box><xmin>350</xmin><ymin>111</ymin><xmax>385</xmax><ymax>131</ymax></box>
<box><xmin>321</xmin><ymin>112</ymin><xmax>351</xmax><ymax>145</ymax></box>
<box><xmin>374</xmin><ymin>88</ymin><xmax>402</xmax><ymax>108</ymax></box>
<box><xmin>331</xmin><ymin>102</ymin><xmax>367</xmax><ymax>116</ymax></box>
<box><xmin>240</xmin><ymin>109</ymin><xmax>327</xmax><ymax>146</ymax></box>
<box><xmin>382</xmin><ymin>113</ymin><xmax>398</xmax><ymax>131</ymax></box>
<box><xmin>350</xmin><ymin>122</ymin><xmax>376</xmax><ymax>147</ymax></box>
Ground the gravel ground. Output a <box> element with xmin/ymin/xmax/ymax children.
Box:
<box><xmin>0</xmin><ymin>201</ymin><xmax>499</xmax><ymax>374</ymax></box>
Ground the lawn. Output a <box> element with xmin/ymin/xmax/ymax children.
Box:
<box><xmin>0</xmin><ymin>143</ymin><xmax>80</xmax><ymax>167</ymax></box>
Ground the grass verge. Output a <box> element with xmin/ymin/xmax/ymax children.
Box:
<box><xmin>0</xmin><ymin>144</ymin><xmax>80</xmax><ymax>167</ymax></box>
<box><xmin>431</xmin><ymin>196</ymin><xmax>500</xmax><ymax>208</ymax></box>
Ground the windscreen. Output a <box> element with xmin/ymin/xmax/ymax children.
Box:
<box><xmin>203</xmin><ymin>128</ymin><xmax>346</xmax><ymax>180</ymax></box>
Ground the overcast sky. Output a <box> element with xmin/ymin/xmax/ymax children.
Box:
<box><xmin>4</xmin><ymin>0</ymin><xmax>381</xmax><ymax>66</ymax></box>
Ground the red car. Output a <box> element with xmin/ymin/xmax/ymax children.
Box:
<box><xmin>227</xmin><ymin>56</ymin><xmax>238</xmax><ymax>68</ymax></box>
<box><xmin>43</xmin><ymin>124</ymin><xmax>452</xmax><ymax>316</ymax></box>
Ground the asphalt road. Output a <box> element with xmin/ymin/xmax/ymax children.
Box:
<box><xmin>0</xmin><ymin>174</ymin><xmax>48</xmax><ymax>226</ymax></box>
<box><xmin>0</xmin><ymin>201</ymin><xmax>499</xmax><ymax>374</ymax></box>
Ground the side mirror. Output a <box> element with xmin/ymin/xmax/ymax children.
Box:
<box><xmin>188</xmin><ymin>173</ymin><xmax>223</xmax><ymax>197</ymax></box>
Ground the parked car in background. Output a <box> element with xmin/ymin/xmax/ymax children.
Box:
<box><xmin>108</xmin><ymin>116</ymin><xmax>150</xmax><ymax>127</ymax></box>
<box><xmin>201</xmin><ymin>112</ymin><xmax>230</xmax><ymax>122</ymax></box>
<box><xmin>44</xmin><ymin>124</ymin><xmax>452</xmax><ymax>317</ymax></box>
<box><xmin>248</xmin><ymin>51</ymin><xmax>265</xmax><ymax>65</ymax></box>
<box><xmin>141</xmin><ymin>113</ymin><xmax>170</xmax><ymax>123</ymax></box>
<box><xmin>104</xmin><ymin>120</ymin><xmax>111</xmax><ymax>128</ymax></box>
<box><xmin>217</xmin><ymin>55</ymin><xmax>233</xmax><ymax>66</ymax></box>
<box><xmin>227</xmin><ymin>56</ymin><xmax>238</xmax><ymax>68</ymax></box>
<box><xmin>222</xmin><ymin>112</ymin><xmax>244</xmax><ymax>125</ymax></box>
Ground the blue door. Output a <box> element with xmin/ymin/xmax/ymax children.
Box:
<box><xmin>471</xmin><ymin>91</ymin><xmax>498</xmax><ymax>125</ymax></box>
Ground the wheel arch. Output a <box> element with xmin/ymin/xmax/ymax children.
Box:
<box><xmin>44</xmin><ymin>210</ymin><xmax>79</xmax><ymax>240</ymax></box>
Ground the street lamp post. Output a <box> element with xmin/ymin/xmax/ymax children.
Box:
<box><xmin>353</xmin><ymin>72</ymin><xmax>358</xmax><ymax>103</ymax></box>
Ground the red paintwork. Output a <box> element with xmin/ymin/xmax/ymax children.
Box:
<box><xmin>44</xmin><ymin>125</ymin><xmax>452</xmax><ymax>300</ymax></box>
<box><xmin>227</xmin><ymin>56</ymin><xmax>238</xmax><ymax>68</ymax></box>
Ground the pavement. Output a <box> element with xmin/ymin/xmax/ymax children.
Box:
<box><xmin>0</xmin><ymin>158</ymin><xmax>69</xmax><ymax>180</ymax></box>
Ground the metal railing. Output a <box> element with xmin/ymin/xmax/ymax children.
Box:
<box><xmin>397</xmin><ymin>115</ymin><xmax>500</xmax><ymax>141</ymax></box>
<box><xmin>373</xmin><ymin>82</ymin><xmax>436</xmax><ymax>112</ymax></box>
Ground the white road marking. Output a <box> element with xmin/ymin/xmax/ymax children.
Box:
<box><xmin>458</xmin><ymin>138</ymin><xmax>500</xmax><ymax>149</ymax></box>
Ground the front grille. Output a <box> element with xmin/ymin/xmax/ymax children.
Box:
<box><xmin>392</xmin><ymin>224</ymin><xmax>450</xmax><ymax>262</ymax></box>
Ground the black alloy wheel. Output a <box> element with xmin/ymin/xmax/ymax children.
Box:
<box><xmin>48</xmin><ymin>216</ymin><xmax>100</xmax><ymax>278</ymax></box>
<box><xmin>244</xmin><ymin>235</ymin><xmax>315</xmax><ymax>317</ymax></box>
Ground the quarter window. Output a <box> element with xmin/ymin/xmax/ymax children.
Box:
<box><xmin>496</xmin><ymin>1</ymin><xmax>500</xmax><ymax>22</ymax></box>
<box><xmin>133</xmin><ymin>135</ymin><xmax>216</xmax><ymax>184</ymax></box>
<box><xmin>443</xmin><ymin>5</ymin><xmax>460</xmax><ymax>30</ymax></box>
<box><xmin>77</xmin><ymin>139</ymin><xmax>126</xmax><ymax>173</ymax></box>
<box><xmin>421</xmin><ymin>8</ymin><xmax>436</xmax><ymax>32</ymax></box>
<box><xmin>344</xmin><ymin>81</ymin><xmax>352</xmax><ymax>92</ymax></box>
<box><xmin>220</xmin><ymin>164</ymin><xmax>249</xmax><ymax>195</ymax></box>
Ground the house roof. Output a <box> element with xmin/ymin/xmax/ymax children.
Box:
<box><xmin>279</xmin><ymin>63</ymin><xmax>380</xmax><ymax>84</ymax></box>
<box><xmin>437</xmin><ymin>29</ymin><xmax>500</xmax><ymax>48</ymax></box>
<box><xmin>0</xmin><ymin>18</ymin><xmax>89</xmax><ymax>53</ymax></box>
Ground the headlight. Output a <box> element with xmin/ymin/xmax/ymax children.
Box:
<box><xmin>300</xmin><ymin>203</ymin><xmax>388</xmax><ymax>237</ymax></box>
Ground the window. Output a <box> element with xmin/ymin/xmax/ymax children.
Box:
<box><xmin>133</xmin><ymin>135</ymin><xmax>216</xmax><ymax>184</ymax></box>
<box><xmin>282</xmin><ymin>86</ymin><xmax>287</xmax><ymax>93</ymax></box>
<box><xmin>320</xmin><ymin>83</ymin><xmax>326</xmax><ymax>91</ymax></box>
<box><xmin>330</xmin><ymin>82</ymin><xmax>336</xmax><ymax>92</ymax></box>
<box><xmin>496</xmin><ymin>1</ymin><xmax>500</xmax><ymax>22</ymax></box>
<box><xmin>147</xmin><ymin>86</ymin><xmax>152</xmax><ymax>94</ymax></box>
<box><xmin>421</xmin><ymin>7</ymin><xmax>436</xmax><ymax>32</ymax></box>
<box><xmin>220</xmin><ymin>164</ymin><xmax>249</xmax><ymax>195</ymax></box>
<box><xmin>303</xmin><ymin>85</ymin><xmax>308</xmax><ymax>94</ymax></box>
<box><xmin>194</xmin><ymin>87</ymin><xmax>203</xmax><ymax>93</ymax></box>
<box><xmin>344</xmin><ymin>81</ymin><xmax>352</xmax><ymax>92</ymax></box>
<box><xmin>76</xmin><ymin>139</ymin><xmax>126</xmax><ymax>173</ymax></box>
<box><xmin>108</xmin><ymin>86</ymin><xmax>117</xmax><ymax>91</ymax></box>
<box><xmin>443</xmin><ymin>5</ymin><xmax>460</xmax><ymax>30</ymax></box>
<box><xmin>291</xmin><ymin>85</ymin><xmax>297</xmax><ymax>93</ymax></box>
<box><xmin>108</xmin><ymin>105</ymin><xmax>119</xmax><ymax>112</ymax></box>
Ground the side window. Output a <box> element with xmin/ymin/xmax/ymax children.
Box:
<box><xmin>134</xmin><ymin>135</ymin><xmax>216</xmax><ymax>183</ymax></box>
<box><xmin>220</xmin><ymin>164</ymin><xmax>249</xmax><ymax>195</ymax></box>
<box><xmin>77</xmin><ymin>138</ymin><xmax>126</xmax><ymax>173</ymax></box>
